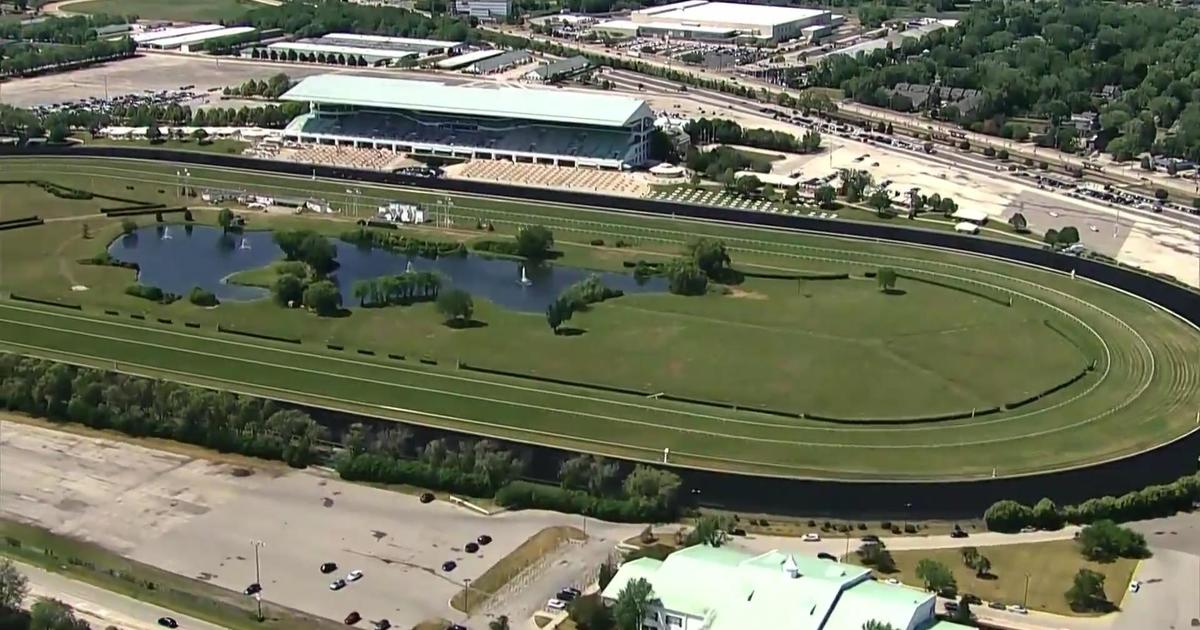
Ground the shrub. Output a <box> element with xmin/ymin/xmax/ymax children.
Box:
<box><xmin>589</xmin><ymin>238</ymin><xmax>605</xmax><ymax>246</ymax></box>
<box><xmin>1154</xmin><ymin>188</ymin><xmax>1168</xmax><ymax>200</ymax></box>
<box><xmin>336</xmin><ymin>452</ymin><xmax>499</xmax><ymax>497</ymax></box>
<box><xmin>881</xmin><ymin>521</ymin><xmax>892</xmax><ymax>530</ymax></box>
<box><xmin>984</xmin><ymin>472</ymin><xmax>1200</xmax><ymax>531</ymax></box>
<box><xmin>188</xmin><ymin>287</ymin><xmax>219</xmax><ymax>307</ymax></box>
<box><xmin>120</xmin><ymin>218</ymin><xmax>137</xmax><ymax>235</ymax></box>
<box><xmin>275</xmin><ymin>261</ymin><xmax>309</xmax><ymax>279</ymax></box>
<box><xmin>1077</xmin><ymin>520</ymin><xmax>1150</xmax><ymax>561</ymax></box>
<box><xmin>983</xmin><ymin>146</ymin><xmax>996</xmax><ymax>157</ymax></box>
<box><xmin>125</xmin><ymin>284</ymin><xmax>178</xmax><ymax>304</ymax></box>
<box><xmin>494</xmin><ymin>480</ymin><xmax>677</xmax><ymax>522</ymax></box>
<box><xmin>997</xmin><ymin>149</ymin><xmax>1009</xmax><ymax>160</ymax></box>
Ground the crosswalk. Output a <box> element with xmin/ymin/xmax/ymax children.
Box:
<box><xmin>647</xmin><ymin>187</ymin><xmax>840</xmax><ymax>219</ymax></box>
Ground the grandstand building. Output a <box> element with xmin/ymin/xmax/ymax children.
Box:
<box><xmin>280</xmin><ymin>74</ymin><xmax>655</xmax><ymax>169</ymax></box>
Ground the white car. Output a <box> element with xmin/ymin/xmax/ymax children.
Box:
<box><xmin>347</xmin><ymin>570</ymin><xmax>364</xmax><ymax>582</ymax></box>
<box><xmin>886</xmin><ymin>578</ymin><xmax>901</xmax><ymax>585</ymax></box>
<box><xmin>1049</xmin><ymin>211</ymin><xmax>1060</xmax><ymax>217</ymax></box>
<box><xmin>1089</xmin><ymin>224</ymin><xmax>1099</xmax><ymax>232</ymax></box>
<box><xmin>329</xmin><ymin>579</ymin><xmax>346</xmax><ymax>591</ymax></box>
<box><xmin>802</xmin><ymin>533</ymin><xmax>821</xmax><ymax>542</ymax></box>
<box><xmin>1129</xmin><ymin>581</ymin><xmax>1141</xmax><ymax>593</ymax></box>
<box><xmin>547</xmin><ymin>599</ymin><xmax>567</xmax><ymax>611</ymax></box>
<box><xmin>1006</xmin><ymin>604</ymin><xmax>1028</xmax><ymax>614</ymax></box>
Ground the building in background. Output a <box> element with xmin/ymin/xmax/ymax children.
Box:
<box><xmin>455</xmin><ymin>0</ymin><xmax>510</xmax><ymax>21</ymax></box>
<box><xmin>601</xmin><ymin>545</ymin><xmax>970</xmax><ymax>630</ymax></box>
<box><xmin>523</xmin><ymin>55</ymin><xmax>592</xmax><ymax>82</ymax></box>
<box><xmin>595</xmin><ymin>0</ymin><xmax>833</xmax><ymax>43</ymax></box>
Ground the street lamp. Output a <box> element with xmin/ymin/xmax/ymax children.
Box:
<box><xmin>250</xmin><ymin>539</ymin><xmax>266</xmax><ymax>621</ymax></box>
<box><xmin>462</xmin><ymin>577</ymin><xmax>472</xmax><ymax>616</ymax></box>
<box><xmin>1023</xmin><ymin>572</ymin><xmax>1031</xmax><ymax>608</ymax></box>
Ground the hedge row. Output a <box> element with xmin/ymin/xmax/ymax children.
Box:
<box><xmin>984</xmin><ymin>472</ymin><xmax>1200</xmax><ymax>532</ymax></box>
<box><xmin>334</xmin><ymin>452</ymin><xmax>500</xmax><ymax>497</ymax></box>
<box><xmin>494</xmin><ymin>480</ymin><xmax>675</xmax><ymax>522</ymax></box>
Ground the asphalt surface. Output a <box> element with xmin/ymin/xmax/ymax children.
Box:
<box><xmin>16</xmin><ymin>560</ymin><xmax>226</xmax><ymax>630</ymax></box>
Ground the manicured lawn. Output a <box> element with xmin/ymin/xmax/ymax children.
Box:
<box><xmin>0</xmin><ymin>156</ymin><xmax>1196</xmax><ymax>480</ymax></box>
<box><xmin>451</xmin><ymin>526</ymin><xmax>586</xmax><ymax>613</ymax></box>
<box><xmin>0</xmin><ymin>519</ymin><xmax>343</xmax><ymax>630</ymax></box>
<box><xmin>83</xmin><ymin>136</ymin><xmax>250</xmax><ymax>156</ymax></box>
<box><xmin>850</xmin><ymin>539</ymin><xmax>1138</xmax><ymax>616</ymax></box>
<box><xmin>70</xmin><ymin>0</ymin><xmax>260</xmax><ymax>22</ymax></box>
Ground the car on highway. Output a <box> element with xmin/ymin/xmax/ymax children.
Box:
<box><xmin>477</xmin><ymin>534</ymin><xmax>492</xmax><ymax>545</ymax></box>
<box><xmin>442</xmin><ymin>561</ymin><xmax>457</xmax><ymax>572</ymax></box>
<box><xmin>158</xmin><ymin>618</ymin><xmax>178</xmax><ymax>629</ymax></box>
<box><xmin>420</xmin><ymin>492</ymin><xmax>435</xmax><ymax>503</ymax></box>
<box><xmin>321</xmin><ymin>562</ymin><xmax>338</xmax><ymax>574</ymax></box>
<box><xmin>244</xmin><ymin>582</ymin><xmax>262</xmax><ymax>595</ymax></box>
<box><xmin>329</xmin><ymin>579</ymin><xmax>347</xmax><ymax>591</ymax></box>
<box><xmin>465</xmin><ymin>542</ymin><xmax>479</xmax><ymax>553</ymax></box>
<box><xmin>802</xmin><ymin>533</ymin><xmax>821</xmax><ymax>542</ymax></box>
<box><xmin>1006</xmin><ymin>604</ymin><xmax>1028</xmax><ymax>614</ymax></box>
<box><xmin>347</xmin><ymin>570</ymin><xmax>364</xmax><ymax>582</ymax></box>
<box><xmin>345</xmin><ymin>611</ymin><xmax>361</xmax><ymax>625</ymax></box>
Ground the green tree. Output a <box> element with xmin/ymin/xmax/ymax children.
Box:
<box><xmin>1009</xmin><ymin>212</ymin><xmax>1028</xmax><ymax>232</ymax></box>
<box><xmin>1077</xmin><ymin>520</ymin><xmax>1149</xmax><ymax>561</ymax></box>
<box><xmin>1065</xmin><ymin>568</ymin><xmax>1108</xmax><ymax>612</ymax></box>
<box><xmin>687</xmin><ymin>238</ymin><xmax>731</xmax><ymax>279</ymax></box>
<box><xmin>876</xmin><ymin>267</ymin><xmax>898</xmax><ymax>292</ymax></box>
<box><xmin>734</xmin><ymin>174</ymin><xmax>762</xmax><ymax>197</ymax></box>
<box><xmin>938</xmin><ymin>197</ymin><xmax>958</xmax><ymax>216</ymax></box>
<box><xmin>984</xmin><ymin>499</ymin><xmax>1036</xmax><ymax>532</ymax></box>
<box><xmin>146</xmin><ymin>123</ymin><xmax>162</xmax><ymax>143</ymax></box>
<box><xmin>192</xmin><ymin>128</ymin><xmax>209</xmax><ymax>144</ymax></box>
<box><xmin>960</xmin><ymin>546</ymin><xmax>979</xmax><ymax>569</ymax></box>
<box><xmin>839</xmin><ymin>169</ymin><xmax>873</xmax><ymax>202</ymax></box>
<box><xmin>48</xmin><ymin>122</ymin><xmax>69</xmax><ymax>143</ymax></box>
<box><xmin>217</xmin><ymin>208</ymin><xmax>234</xmax><ymax>233</ymax></box>
<box><xmin>1033</xmin><ymin>497</ymin><xmax>1063</xmax><ymax>530</ymax></box>
<box><xmin>951</xmin><ymin>596</ymin><xmax>973</xmax><ymax>623</ymax></box>
<box><xmin>436</xmin><ymin>288</ymin><xmax>474</xmax><ymax>326</ymax></box>
<box><xmin>273</xmin><ymin>273</ymin><xmax>305</xmax><ymax>306</ymax></box>
<box><xmin>120</xmin><ymin>218</ymin><xmax>137</xmax><ymax>235</ymax></box>
<box><xmin>862</xmin><ymin>621</ymin><xmax>899</xmax><ymax>630</ymax></box>
<box><xmin>914</xmin><ymin>558</ymin><xmax>956</xmax><ymax>593</ymax></box>
<box><xmin>1057</xmin><ymin>226</ymin><xmax>1081</xmax><ymax>245</ymax></box>
<box><xmin>546</xmin><ymin>295</ymin><xmax>574</xmax><ymax>334</ymax></box>
<box><xmin>973</xmin><ymin>555</ymin><xmax>992</xmax><ymax>577</ymax></box>
<box><xmin>0</xmin><ymin>559</ymin><xmax>29</xmax><ymax>612</ymax></box>
<box><xmin>686</xmin><ymin>514</ymin><xmax>729</xmax><ymax>547</ymax></box>
<box><xmin>613</xmin><ymin>577</ymin><xmax>654</xmax><ymax>630</ymax></box>
<box><xmin>622</xmin><ymin>465</ymin><xmax>681</xmax><ymax>508</ymax></box>
<box><xmin>302</xmin><ymin>280</ymin><xmax>341</xmax><ymax>316</ymax></box>
<box><xmin>516</xmin><ymin>225</ymin><xmax>555</xmax><ymax>259</ymax></box>
<box><xmin>30</xmin><ymin>598</ymin><xmax>90</xmax><ymax>630</ymax></box>
<box><xmin>569</xmin><ymin>594</ymin><xmax>615</xmax><ymax>630</ymax></box>
<box><xmin>1043</xmin><ymin>228</ymin><xmax>1060</xmax><ymax>245</ymax></box>
<box><xmin>815</xmin><ymin>185</ymin><xmax>836</xmax><ymax>209</ymax></box>
<box><xmin>868</xmin><ymin>189</ymin><xmax>892</xmax><ymax>216</ymax></box>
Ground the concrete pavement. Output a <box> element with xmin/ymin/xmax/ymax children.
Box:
<box><xmin>16</xmin><ymin>560</ymin><xmax>226</xmax><ymax>630</ymax></box>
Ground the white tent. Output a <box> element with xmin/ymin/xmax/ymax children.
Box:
<box><xmin>954</xmin><ymin>221</ymin><xmax>980</xmax><ymax>234</ymax></box>
<box><xmin>951</xmin><ymin>207</ymin><xmax>990</xmax><ymax>224</ymax></box>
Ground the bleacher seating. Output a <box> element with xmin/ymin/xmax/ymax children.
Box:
<box><xmin>453</xmin><ymin>160</ymin><xmax>650</xmax><ymax>197</ymax></box>
<box><xmin>278</xmin><ymin>145</ymin><xmax>411</xmax><ymax>171</ymax></box>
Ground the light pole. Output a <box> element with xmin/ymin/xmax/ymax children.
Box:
<box><xmin>251</xmin><ymin>539</ymin><xmax>266</xmax><ymax>621</ymax></box>
<box><xmin>462</xmin><ymin>578</ymin><xmax>472</xmax><ymax>616</ymax></box>
<box><xmin>1023</xmin><ymin>572</ymin><xmax>1031</xmax><ymax>608</ymax></box>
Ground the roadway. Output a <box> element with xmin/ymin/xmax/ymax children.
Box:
<box><xmin>15</xmin><ymin>560</ymin><xmax>226</xmax><ymax>630</ymax></box>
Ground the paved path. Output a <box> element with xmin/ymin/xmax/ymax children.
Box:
<box><xmin>16</xmin><ymin>560</ymin><xmax>226</xmax><ymax>630</ymax></box>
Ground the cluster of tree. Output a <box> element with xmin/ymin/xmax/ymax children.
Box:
<box><xmin>240</xmin><ymin>0</ymin><xmax>476</xmax><ymax>43</ymax></box>
<box><xmin>273</xmin><ymin>229</ymin><xmax>338</xmax><ymax>276</ymax></box>
<box><xmin>339</xmin><ymin>228</ymin><xmax>464</xmax><ymax>259</ymax></box>
<box><xmin>188</xmin><ymin>286</ymin><xmax>219</xmax><ymax>307</ymax></box>
<box><xmin>1066</xmin><ymin>568</ymin><xmax>1110</xmax><ymax>613</ymax></box>
<box><xmin>124</xmin><ymin>283</ymin><xmax>180</xmax><ymax>304</ymax></box>
<box><xmin>335</xmin><ymin>428</ymin><xmax>526</xmax><ymax>497</ymax></box>
<box><xmin>0</xmin><ymin>591</ymin><xmax>93</xmax><ymax>630</ymax></box>
<box><xmin>684</xmin><ymin>118</ymin><xmax>822</xmax><ymax>155</ymax></box>
<box><xmin>200</xmin><ymin>29</ymin><xmax>263</xmax><ymax>55</ymax></box>
<box><xmin>475</xmin><ymin>225</ymin><xmax>555</xmax><ymax>260</ymax></box>
<box><xmin>908</xmin><ymin>191</ymin><xmax>959</xmax><ymax>217</ymax></box>
<box><xmin>0</xmin><ymin>37</ymin><xmax>135</xmax><ymax>78</ymax></box>
<box><xmin>856</xmin><ymin>539</ymin><xmax>897</xmax><ymax>572</ymax></box>
<box><xmin>248</xmin><ymin>46</ymin><xmax>378</xmax><ymax>67</ymax></box>
<box><xmin>0</xmin><ymin>13</ymin><xmax>126</xmax><ymax>45</ymax></box>
<box><xmin>983</xmin><ymin>473</ymin><xmax>1200</xmax><ymax>532</ymax></box>
<box><xmin>809</xmin><ymin>0</ymin><xmax>1200</xmax><ymax>162</ymax></box>
<box><xmin>915</xmin><ymin>558</ymin><xmax>956</xmax><ymax>595</ymax></box>
<box><xmin>496</xmin><ymin>461</ymin><xmax>682</xmax><ymax>522</ymax></box>
<box><xmin>268</xmin><ymin>233</ymin><xmax>341</xmax><ymax>315</ymax></box>
<box><xmin>958</xmin><ymin>546</ymin><xmax>992</xmax><ymax>578</ymax></box>
<box><xmin>1076</xmin><ymin>520</ymin><xmax>1150</xmax><ymax>562</ymax></box>
<box><xmin>350</xmin><ymin>271</ymin><xmax>444</xmax><ymax>307</ymax></box>
<box><xmin>0</xmin><ymin>355</ymin><xmax>326</xmax><ymax>466</ymax></box>
<box><xmin>435</xmin><ymin>289</ymin><xmax>475</xmax><ymax>326</ymax></box>
<box><xmin>223</xmin><ymin>73</ymin><xmax>293</xmax><ymax>99</ymax></box>
<box><xmin>1043</xmin><ymin>226</ymin><xmax>1081</xmax><ymax>247</ymax></box>
<box><xmin>685</xmin><ymin>146</ymin><xmax>771</xmax><ymax>184</ymax></box>
<box><xmin>0</xmin><ymin>559</ymin><xmax>31</xmax><ymax>629</ymax></box>
<box><xmin>546</xmin><ymin>274</ymin><xmax>623</xmax><ymax>334</ymax></box>
<box><xmin>663</xmin><ymin>259</ymin><xmax>708</xmax><ymax>296</ymax></box>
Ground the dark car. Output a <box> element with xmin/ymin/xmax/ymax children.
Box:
<box><xmin>556</xmin><ymin>590</ymin><xmax>578</xmax><ymax>602</ymax></box>
<box><xmin>420</xmin><ymin>492</ymin><xmax>435</xmax><ymax>504</ymax></box>
<box><xmin>374</xmin><ymin>620</ymin><xmax>391</xmax><ymax>630</ymax></box>
<box><xmin>442</xmin><ymin>561</ymin><xmax>457</xmax><ymax>572</ymax></box>
<box><xmin>158</xmin><ymin>618</ymin><xmax>178</xmax><ymax>629</ymax></box>
<box><xmin>244</xmin><ymin>582</ymin><xmax>262</xmax><ymax>595</ymax></box>
<box><xmin>816</xmin><ymin>552</ymin><xmax>837</xmax><ymax>561</ymax></box>
<box><xmin>988</xmin><ymin>601</ymin><xmax>1006</xmax><ymax>610</ymax></box>
<box><xmin>962</xmin><ymin>593</ymin><xmax>982</xmax><ymax>605</ymax></box>
<box><xmin>950</xmin><ymin>528</ymin><xmax>969</xmax><ymax>539</ymax></box>
<box><xmin>477</xmin><ymin>534</ymin><xmax>492</xmax><ymax>545</ymax></box>
<box><xmin>465</xmin><ymin>542</ymin><xmax>480</xmax><ymax>554</ymax></box>
<box><xmin>345</xmin><ymin>611</ymin><xmax>361</xmax><ymax>625</ymax></box>
<box><xmin>321</xmin><ymin>562</ymin><xmax>338</xmax><ymax>574</ymax></box>
<box><xmin>944</xmin><ymin>601</ymin><xmax>959</xmax><ymax>612</ymax></box>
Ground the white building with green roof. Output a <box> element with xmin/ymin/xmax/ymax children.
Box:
<box><xmin>601</xmin><ymin>545</ymin><xmax>972</xmax><ymax>630</ymax></box>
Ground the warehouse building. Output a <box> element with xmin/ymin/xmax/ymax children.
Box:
<box><xmin>280</xmin><ymin>74</ymin><xmax>655</xmax><ymax>169</ymax></box>
<box><xmin>264</xmin><ymin>33</ymin><xmax>464</xmax><ymax>66</ymax></box>
<box><xmin>523</xmin><ymin>55</ymin><xmax>591</xmax><ymax>82</ymax></box>
<box><xmin>461</xmin><ymin>49</ymin><xmax>531</xmax><ymax>74</ymax></box>
<box><xmin>596</xmin><ymin>0</ymin><xmax>833</xmax><ymax>42</ymax></box>
<box><xmin>455</xmin><ymin>0</ymin><xmax>510</xmax><ymax>20</ymax></box>
<box><xmin>132</xmin><ymin>23</ymin><xmax>223</xmax><ymax>44</ymax></box>
<box><xmin>602</xmin><ymin>545</ymin><xmax>971</xmax><ymax>630</ymax></box>
<box><xmin>141</xmin><ymin>26</ymin><xmax>257</xmax><ymax>52</ymax></box>
<box><xmin>437</xmin><ymin>48</ymin><xmax>504</xmax><ymax>69</ymax></box>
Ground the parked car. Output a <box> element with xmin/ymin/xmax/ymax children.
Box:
<box><xmin>157</xmin><ymin>619</ymin><xmax>178</xmax><ymax>629</ymax></box>
<box><xmin>477</xmin><ymin>534</ymin><xmax>492</xmax><ymax>545</ymax></box>
<box><xmin>556</xmin><ymin>588</ymin><xmax>580</xmax><ymax>601</ymax></box>
<box><xmin>347</xmin><ymin>570</ymin><xmax>364</xmax><ymax>582</ymax></box>
<box><xmin>802</xmin><ymin>533</ymin><xmax>821</xmax><ymax>542</ymax></box>
<box><xmin>442</xmin><ymin>561</ymin><xmax>457</xmax><ymax>572</ymax></box>
<box><xmin>321</xmin><ymin>562</ymin><xmax>339</xmax><ymax>574</ymax></box>
<box><xmin>1020</xmin><ymin>526</ymin><xmax>1038</xmax><ymax>533</ymax></box>
<box><xmin>243</xmin><ymin>582</ymin><xmax>262</xmax><ymax>595</ymax></box>
<box><xmin>1006</xmin><ymin>604</ymin><xmax>1028</xmax><ymax>614</ymax></box>
<box><xmin>961</xmin><ymin>593</ymin><xmax>982</xmax><ymax>605</ymax></box>
<box><xmin>987</xmin><ymin>601</ymin><xmax>1006</xmax><ymax>610</ymax></box>
<box><xmin>944</xmin><ymin>601</ymin><xmax>959</xmax><ymax>612</ymax></box>
<box><xmin>374</xmin><ymin>620</ymin><xmax>391</xmax><ymax>630</ymax></box>
<box><xmin>329</xmin><ymin>579</ymin><xmax>347</xmax><ymax>591</ymax></box>
<box><xmin>1129</xmin><ymin>581</ymin><xmax>1141</xmax><ymax>593</ymax></box>
<box><xmin>420</xmin><ymin>492</ymin><xmax>435</xmax><ymax>503</ymax></box>
<box><xmin>885</xmin><ymin>578</ymin><xmax>900</xmax><ymax>585</ymax></box>
<box><xmin>465</xmin><ymin>542</ymin><xmax>479</xmax><ymax>554</ymax></box>
<box><xmin>817</xmin><ymin>552</ymin><xmax>837</xmax><ymax>561</ymax></box>
<box><xmin>950</xmin><ymin>526</ymin><xmax>969</xmax><ymax>538</ymax></box>
<box><xmin>547</xmin><ymin>599</ymin><xmax>567</xmax><ymax>611</ymax></box>
<box><xmin>345</xmin><ymin>611</ymin><xmax>361</xmax><ymax>625</ymax></box>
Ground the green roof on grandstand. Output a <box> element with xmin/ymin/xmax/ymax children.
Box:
<box><xmin>280</xmin><ymin>74</ymin><xmax>652</xmax><ymax>128</ymax></box>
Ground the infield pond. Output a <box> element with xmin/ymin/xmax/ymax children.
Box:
<box><xmin>107</xmin><ymin>224</ymin><xmax>666</xmax><ymax>311</ymax></box>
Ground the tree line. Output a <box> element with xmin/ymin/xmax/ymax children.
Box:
<box><xmin>238</xmin><ymin>0</ymin><xmax>476</xmax><ymax>43</ymax></box>
<box><xmin>0</xmin><ymin>561</ymin><xmax>93</xmax><ymax>630</ymax></box>
<box><xmin>984</xmin><ymin>472</ymin><xmax>1200</xmax><ymax>532</ymax></box>
<box><xmin>685</xmin><ymin>117</ymin><xmax>822</xmax><ymax>155</ymax></box>
<box><xmin>223</xmin><ymin>73</ymin><xmax>293</xmax><ymax>99</ymax></box>
<box><xmin>0</xmin><ymin>37</ymin><xmax>135</xmax><ymax>78</ymax></box>
<box><xmin>0</xmin><ymin>13</ymin><xmax>127</xmax><ymax>45</ymax></box>
<box><xmin>809</xmin><ymin>0</ymin><xmax>1200</xmax><ymax>162</ymax></box>
<box><xmin>351</xmin><ymin>271</ymin><xmax>444</xmax><ymax>307</ymax></box>
<box><xmin>0</xmin><ymin>355</ymin><xmax>326</xmax><ymax>467</ymax></box>
<box><xmin>0</xmin><ymin>101</ymin><xmax>309</xmax><ymax>143</ymax></box>
<box><xmin>545</xmin><ymin>274</ymin><xmax>623</xmax><ymax>334</ymax></box>
<box><xmin>248</xmin><ymin>46</ymin><xmax>379</xmax><ymax>68</ymax></box>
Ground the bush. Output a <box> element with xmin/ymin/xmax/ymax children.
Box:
<box><xmin>984</xmin><ymin>472</ymin><xmax>1200</xmax><ymax>531</ymax></box>
<box><xmin>1077</xmin><ymin>520</ymin><xmax>1150</xmax><ymax>561</ymax></box>
<box><xmin>125</xmin><ymin>284</ymin><xmax>178</xmax><ymax>304</ymax></box>
<box><xmin>997</xmin><ymin>149</ymin><xmax>1010</xmax><ymax>160</ymax></box>
<box><xmin>1154</xmin><ymin>188</ymin><xmax>1169</xmax><ymax>200</ymax></box>
<box><xmin>187</xmin><ymin>286</ymin><xmax>219</xmax><ymax>307</ymax></box>
<box><xmin>120</xmin><ymin>218</ymin><xmax>137</xmax><ymax>235</ymax></box>
<box><xmin>336</xmin><ymin>452</ymin><xmax>499</xmax><ymax>497</ymax></box>
<box><xmin>275</xmin><ymin>261</ymin><xmax>309</xmax><ymax>279</ymax></box>
<box><xmin>494</xmin><ymin>480</ymin><xmax>677</xmax><ymax>522</ymax></box>
<box><xmin>472</xmin><ymin>239</ymin><xmax>522</xmax><ymax>258</ymax></box>
<box><xmin>589</xmin><ymin>238</ymin><xmax>605</xmax><ymax>246</ymax></box>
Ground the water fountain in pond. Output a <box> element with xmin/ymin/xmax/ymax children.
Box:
<box><xmin>240</xmin><ymin>238</ymin><xmax>251</xmax><ymax>250</ymax></box>
<box><xmin>160</xmin><ymin>226</ymin><xmax>172</xmax><ymax>240</ymax></box>
<box><xmin>518</xmin><ymin>265</ymin><xmax>532</xmax><ymax>287</ymax></box>
<box><xmin>405</xmin><ymin>260</ymin><xmax>415</xmax><ymax>274</ymax></box>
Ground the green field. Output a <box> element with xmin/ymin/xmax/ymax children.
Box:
<box><xmin>849</xmin><ymin>540</ymin><xmax>1138</xmax><ymax>616</ymax></box>
<box><xmin>1</xmin><ymin>155</ymin><xmax>1198</xmax><ymax>480</ymax></box>
<box><xmin>70</xmin><ymin>0</ymin><xmax>261</xmax><ymax>22</ymax></box>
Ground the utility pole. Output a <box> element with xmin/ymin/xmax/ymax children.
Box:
<box><xmin>462</xmin><ymin>578</ymin><xmax>472</xmax><ymax>616</ymax></box>
<box><xmin>1023</xmin><ymin>573</ymin><xmax>1031</xmax><ymax>608</ymax></box>
<box><xmin>251</xmin><ymin>539</ymin><xmax>266</xmax><ymax>621</ymax></box>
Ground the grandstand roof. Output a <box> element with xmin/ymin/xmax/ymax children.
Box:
<box><xmin>280</xmin><ymin>74</ymin><xmax>652</xmax><ymax>128</ymax></box>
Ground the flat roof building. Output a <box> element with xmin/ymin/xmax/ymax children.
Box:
<box><xmin>608</xmin><ymin>0</ymin><xmax>833</xmax><ymax>42</ymax></box>
<box><xmin>523</xmin><ymin>55</ymin><xmax>592</xmax><ymax>82</ymax></box>
<box><xmin>143</xmin><ymin>26</ymin><xmax>257</xmax><ymax>51</ymax></box>
<box><xmin>437</xmin><ymin>48</ymin><xmax>504</xmax><ymax>69</ymax></box>
<box><xmin>279</xmin><ymin>74</ymin><xmax>655</xmax><ymax>168</ymax></box>
<box><xmin>265</xmin><ymin>33</ymin><xmax>464</xmax><ymax>65</ymax></box>
<box><xmin>462</xmin><ymin>49</ymin><xmax>531</xmax><ymax>74</ymax></box>
<box><xmin>132</xmin><ymin>23</ymin><xmax>223</xmax><ymax>44</ymax></box>
<box><xmin>455</xmin><ymin>0</ymin><xmax>510</xmax><ymax>20</ymax></box>
<box><xmin>602</xmin><ymin>545</ymin><xmax>972</xmax><ymax>630</ymax></box>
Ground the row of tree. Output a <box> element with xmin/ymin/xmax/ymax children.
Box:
<box><xmin>0</xmin><ymin>560</ymin><xmax>92</xmax><ymax>630</ymax></box>
<box><xmin>350</xmin><ymin>271</ymin><xmax>445</xmax><ymax>307</ymax></box>
<box><xmin>685</xmin><ymin>117</ymin><xmax>822</xmax><ymax>155</ymax></box>
<box><xmin>222</xmin><ymin>73</ymin><xmax>293</xmax><ymax>99</ymax></box>
<box><xmin>248</xmin><ymin>46</ymin><xmax>380</xmax><ymax>68</ymax></box>
<box><xmin>238</xmin><ymin>0</ymin><xmax>477</xmax><ymax>43</ymax></box>
<box><xmin>0</xmin><ymin>13</ymin><xmax>127</xmax><ymax>45</ymax></box>
<box><xmin>339</xmin><ymin>227</ymin><xmax>465</xmax><ymax>259</ymax></box>
<box><xmin>983</xmin><ymin>472</ymin><xmax>1200</xmax><ymax>532</ymax></box>
<box><xmin>0</xmin><ymin>37</ymin><xmax>135</xmax><ymax>78</ymax></box>
<box><xmin>0</xmin><ymin>355</ymin><xmax>326</xmax><ymax>467</ymax></box>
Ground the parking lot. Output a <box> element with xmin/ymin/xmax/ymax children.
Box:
<box><xmin>0</xmin><ymin>419</ymin><xmax>639</xmax><ymax>629</ymax></box>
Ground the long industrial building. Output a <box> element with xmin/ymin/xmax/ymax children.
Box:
<box><xmin>596</xmin><ymin>0</ymin><xmax>833</xmax><ymax>42</ymax></box>
<box><xmin>279</xmin><ymin>74</ymin><xmax>655</xmax><ymax>169</ymax></box>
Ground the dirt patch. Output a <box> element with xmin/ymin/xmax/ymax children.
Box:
<box><xmin>726</xmin><ymin>287</ymin><xmax>768</xmax><ymax>300</ymax></box>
